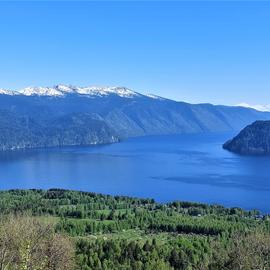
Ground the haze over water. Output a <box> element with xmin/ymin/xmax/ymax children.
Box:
<box><xmin>0</xmin><ymin>133</ymin><xmax>270</xmax><ymax>212</ymax></box>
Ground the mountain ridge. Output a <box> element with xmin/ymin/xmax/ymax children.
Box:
<box><xmin>2</xmin><ymin>85</ymin><xmax>142</xmax><ymax>98</ymax></box>
<box><xmin>0</xmin><ymin>85</ymin><xmax>270</xmax><ymax>151</ymax></box>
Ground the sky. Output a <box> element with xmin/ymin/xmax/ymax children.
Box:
<box><xmin>0</xmin><ymin>1</ymin><xmax>269</xmax><ymax>105</ymax></box>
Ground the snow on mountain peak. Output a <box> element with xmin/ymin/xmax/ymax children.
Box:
<box><xmin>55</xmin><ymin>85</ymin><xmax>76</xmax><ymax>93</ymax></box>
<box><xmin>236</xmin><ymin>103</ymin><xmax>270</xmax><ymax>112</ymax></box>
<box><xmin>74</xmin><ymin>86</ymin><xmax>139</xmax><ymax>98</ymax></box>
<box><xmin>17</xmin><ymin>85</ymin><xmax>140</xmax><ymax>98</ymax></box>
<box><xmin>19</xmin><ymin>86</ymin><xmax>64</xmax><ymax>96</ymax></box>
<box><xmin>0</xmin><ymin>85</ymin><xmax>167</xmax><ymax>100</ymax></box>
<box><xmin>145</xmin><ymin>93</ymin><xmax>165</xmax><ymax>100</ymax></box>
<box><xmin>0</xmin><ymin>89</ymin><xmax>20</xmax><ymax>95</ymax></box>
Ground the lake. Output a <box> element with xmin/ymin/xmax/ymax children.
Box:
<box><xmin>0</xmin><ymin>132</ymin><xmax>270</xmax><ymax>212</ymax></box>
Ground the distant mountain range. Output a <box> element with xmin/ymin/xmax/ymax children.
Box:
<box><xmin>0</xmin><ymin>85</ymin><xmax>270</xmax><ymax>151</ymax></box>
<box><xmin>223</xmin><ymin>121</ymin><xmax>270</xmax><ymax>155</ymax></box>
<box><xmin>236</xmin><ymin>103</ymin><xmax>270</xmax><ymax>112</ymax></box>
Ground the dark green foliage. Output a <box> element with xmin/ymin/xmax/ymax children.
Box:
<box><xmin>75</xmin><ymin>237</ymin><xmax>211</xmax><ymax>270</ymax></box>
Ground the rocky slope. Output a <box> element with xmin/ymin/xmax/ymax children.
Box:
<box><xmin>223</xmin><ymin>121</ymin><xmax>270</xmax><ymax>155</ymax></box>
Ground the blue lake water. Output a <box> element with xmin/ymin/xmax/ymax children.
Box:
<box><xmin>0</xmin><ymin>132</ymin><xmax>270</xmax><ymax>212</ymax></box>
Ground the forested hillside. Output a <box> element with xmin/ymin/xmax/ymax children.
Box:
<box><xmin>0</xmin><ymin>86</ymin><xmax>270</xmax><ymax>150</ymax></box>
<box><xmin>0</xmin><ymin>189</ymin><xmax>269</xmax><ymax>269</ymax></box>
<box><xmin>0</xmin><ymin>110</ymin><xmax>118</xmax><ymax>150</ymax></box>
<box><xmin>224</xmin><ymin>120</ymin><xmax>270</xmax><ymax>155</ymax></box>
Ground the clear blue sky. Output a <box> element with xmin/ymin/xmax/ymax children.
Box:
<box><xmin>0</xmin><ymin>1</ymin><xmax>270</xmax><ymax>105</ymax></box>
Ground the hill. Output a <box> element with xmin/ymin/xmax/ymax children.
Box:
<box><xmin>223</xmin><ymin>120</ymin><xmax>270</xmax><ymax>155</ymax></box>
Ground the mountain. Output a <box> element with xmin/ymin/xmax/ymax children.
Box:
<box><xmin>236</xmin><ymin>103</ymin><xmax>270</xmax><ymax>112</ymax></box>
<box><xmin>0</xmin><ymin>84</ymin><xmax>270</xmax><ymax>150</ymax></box>
<box><xmin>223</xmin><ymin>121</ymin><xmax>270</xmax><ymax>155</ymax></box>
<box><xmin>0</xmin><ymin>110</ymin><xmax>118</xmax><ymax>151</ymax></box>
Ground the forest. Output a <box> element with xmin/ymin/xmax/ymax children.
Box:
<box><xmin>0</xmin><ymin>189</ymin><xmax>269</xmax><ymax>269</ymax></box>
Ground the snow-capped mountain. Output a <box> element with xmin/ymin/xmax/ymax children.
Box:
<box><xmin>18</xmin><ymin>85</ymin><xmax>140</xmax><ymax>98</ymax></box>
<box><xmin>236</xmin><ymin>103</ymin><xmax>270</xmax><ymax>112</ymax></box>
<box><xmin>0</xmin><ymin>89</ymin><xmax>20</xmax><ymax>95</ymax></box>
<box><xmin>0</xmin><ymin>84</ymin><xmax>270</xmax><ymax>151</ymax></box>
<box><xmin>144</xmin><ymin>94</ymin><xmax>166</xmax><ymax>100</ymax></box>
